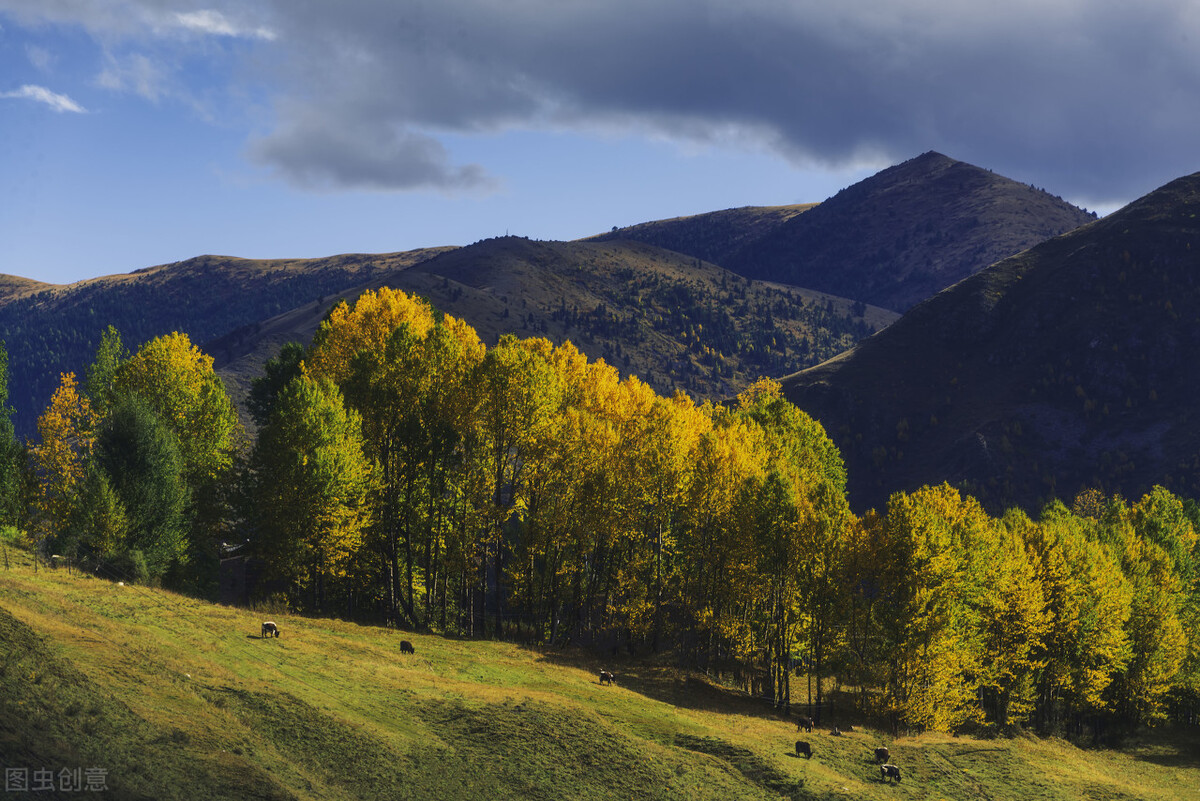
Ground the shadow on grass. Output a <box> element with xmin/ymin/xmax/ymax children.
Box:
<box><xmin>530</xmin><ymin>646</ymin><xmax>796</xmax><ymax>720</ymax></box>
<box><xmin>676</xmin><ymin>733</ymin><xmax>808</xmax><ymax>800</ymax></box>
<box><xmin>1124</xmin><ymin>727</ymin><xmax>1200</xmax><ymax>770</ymax></box>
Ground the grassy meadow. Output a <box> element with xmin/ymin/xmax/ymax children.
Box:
<box><xmin>0</xmin><ymin>543</ymin><xmax>1196</xmax><ymax>800</ymax></box>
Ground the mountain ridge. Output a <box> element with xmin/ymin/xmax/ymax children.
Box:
<box><xmin>781</xmin><ymin>170</ymin><xmax>1200</xmax><ymax>512</ymax></box>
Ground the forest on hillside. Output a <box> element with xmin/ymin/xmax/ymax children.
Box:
<box><xmin>1</xmin><ymin>288</ymin><xmax>1197</xmax><ymax>739</ymax></box>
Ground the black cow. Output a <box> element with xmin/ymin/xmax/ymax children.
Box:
<box><xmin>881</xmin><ymin>764</ymin><xmax>902</xmax><ymax>783</ymax></box>
<box><xmin>874</xmin><ymin>747</ymin><xmax>890</xmax><ymax>763</ymax></box>
<box><xmin>400</xmin><ymin>640</ymin><xmax>415</xmax><ymax>654</ymax></box>
<box><xmin>795</xmin><ymin>740</ymin><xmax>812</xmax><ymax>759</ymax></box>
<box><xmin>599</xmin><ymin>669</ymin><xmax>615</xmax><ymax>685</ymax></box>
<box><xmin>795</xmin><ymin>715</ymin><xmax>813</xmax><ymax>733</ymax></box>
<box><xmin>261</xmin><ymin>621</ymin><xmax>280</xmax><ymax>639</ymax></box>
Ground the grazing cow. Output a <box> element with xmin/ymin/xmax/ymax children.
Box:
<box><xmin>599</xmin><ymin>669</ymin><xmax>615</xmax><ymax>685</ymax></box>
<box><xmin>261</xmin><ymin>621</ymin><xmax>279</xmax><ymax>639</ymax></box>
<box><xmin>880</xmin><ymin>764</ymin><xmax>901</xmax><ymax>783</ymax></box>
<box><xmin>400</xmin><ymin>640</ymin><xmax>415</xmax><ymax>654</ymax></box>
<box><xmin>795</xmin><ymin>715</ymin><xmax>813</xmax><ymax>733</ymax></box>
<box><xmin>795</xmin><ymin>740</ymin><xmax>812</xmax><ymax>759</ymax></box>
<box><xmin>831</xmin><ymin>726</ymin><xmax>842</xmax><ymax>736</ymax></box>
<box><xmin>874</xmin><ymin>747</ymin><xmax>890</xmax><ymax>763</ymax></box>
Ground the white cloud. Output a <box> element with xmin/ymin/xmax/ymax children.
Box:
<box><xmin>171</xmin><ymin>9</ymin><xmax>275</xmax><ymax>41</ymax></box>
<box><xmin>1</xmin><ymin>84</ymin><xmax>85</xmax><ymax>113</ymax></box>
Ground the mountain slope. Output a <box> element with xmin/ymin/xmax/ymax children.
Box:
<box><xmin>0</xmin><ymin>249</ymin><xmax>451</xmax><ymax>437</ymax></box>
<box><xmin>586</xmin><ymin>203</ymin><xmax>817</xmax><ymax>267</ymax></box>
<box><xmin>2</xmin><ymin>551</ymin><xmax>1196</xmax><ymax>801</ymax></box>
<box><xmin>214</xmin><ymin>236</ymin><xmax>899</xmax><ymax>420</ymax></box>
<box><xmin>780</xmin><ymin>170</ymin><xmax>1200</xmax><ymax>513</ymax></box>
<box><xmin>721</xmin><ymin>152</ymin><xmax>1096</xmax><ymax>312</ymax></box>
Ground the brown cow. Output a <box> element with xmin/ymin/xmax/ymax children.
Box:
<box><xmin>795</xmin><ymin>715</ymin><xmax>813</xmax><ymax>733</ymax></box>
<box><xmin>261</xmin><ymin>621</ymin><xmax>280</xmax><ymax>639</ymax></box>
<box><xmin>400</xmin><ymin>640</ymin><xmax>415</xmax><ymax>654</ymax></box>
<box><xmin>875</xmin><ymin>747</ymin><xmax>890</xmax><ymax>763</ymax></box>
<box><xmin>599</xmin><ymin>669</ymin><xmax>615</xmax><ymax>685</ymax></box>
<box><xmin>795</xmin><ymin>740</ymin><xmax>812</xmax><ymax>759</ymax></box>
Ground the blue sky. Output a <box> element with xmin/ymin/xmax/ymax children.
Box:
<box><xmin>3</xmin><ymin>1</ymin><xmax>1198</xmax><ymax>286</ymax></box>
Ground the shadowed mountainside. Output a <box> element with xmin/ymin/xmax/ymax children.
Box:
<box><xmin>603</xmin><ymin>152</ymin><xmax>1096</xmax><ymax>313</ymax></box>
<box><xmin>781</xmin><ymin>170</ymin><xmax>1200</xmax><ymax>513</ymax></box>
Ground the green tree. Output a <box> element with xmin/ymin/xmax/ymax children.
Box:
<box><xmin>115</xmin><ymin>332</ymin><xmax>242</xmax><ymax>592</ymax></box>
<box><xmin>248</xmin><ymin>341</ymin><xmax>305</xmax><ymax>428</ymax></box>
<box><xmin>85</xmin><ymin>325</ymin><xmax>129</xmax><ymax>419</ymax></box>
<box><xmin>0</xmin><ymin>341</ymin><xmax>23</xmax><ymax>528</ymax></box>
<box><xmin>93</xmin><ymin>396</ymin><xmax>190</xmax><ymax>580</ymax></box>
<box><xmin>251</xmin><ymin>375</ymin><xmax>373</xmax><ymax>614</ymax></box>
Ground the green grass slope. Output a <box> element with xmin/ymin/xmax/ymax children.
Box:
<box><xmin>1</xmin><ymin>550</ymin><xmax>1196</xmax><ymax>800</ymax></box>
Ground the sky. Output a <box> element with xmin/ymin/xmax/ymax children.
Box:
<box><xmin>2</xmin><ymin>1</ymin><xmax>1199</xmax><ymax>286</ymax></box>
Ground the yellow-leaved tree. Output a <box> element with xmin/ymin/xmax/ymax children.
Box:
<box><xmin>114</xmin><ymin>332</ymin><xmax>240</xmax><ymax>487</ymax></box>
<box><xmin>31</xmin><ymin>373</ymin><xmax>95</xmax><ymax>554</ymax></box>
<box><xmin>875</xmin><ymin>484</ymin><xmax>988</xmax><ymax>732</ymax></box>
<box><xmin>306</xmin><ymin>287</ymin><xmax>436</xmax><ymax>386</ymax></box>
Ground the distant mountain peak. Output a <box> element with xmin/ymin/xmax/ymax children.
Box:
<box><xmin>722</xmin><ymin>153</ymin><xmax>1095</xmax><ymax>311</ymax></box>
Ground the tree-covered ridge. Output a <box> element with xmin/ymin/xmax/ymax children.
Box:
<box><xmin>723</xmin><ymin>152</ymin><xmax>1098</xmax><ymax>312</ymax></box>
<box><xmin>8</xmin><ymin>287</ymin><xmax>1199</xmax><ymax>740</ymax></box>
<box><xmin>404</xmin><ymin>237</ymin><xmax>890</xmax><ymax>404</ymax></box>
<box><xmin>0</xmin><ymin>250</ymin><xmax>446</xmax><ymax>438</ymax></box>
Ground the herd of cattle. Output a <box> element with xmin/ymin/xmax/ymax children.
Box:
<box><xmin>591</xmin><ymin>671</ymin><xmax>904</xmax><ymax>785</ymax></box>
<box><xmin>793</xmin><ymin>715</ymin><xmax>902</xmax><ymax>783</ymax></box>
<box><xmin>262</xmin><ymin>625</ymin><xmax>901</xmax><ymax>785</ymax></box>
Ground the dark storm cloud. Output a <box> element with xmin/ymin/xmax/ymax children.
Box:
<box><xmin>6</xmin><ymin>0</ymin><xmax>1198</xmax><ymax>200</ymax></box>
<box><xmin>245</xmin><ymin>0</ymin><xmax>1200</xmax><ymax>202</ymax></box>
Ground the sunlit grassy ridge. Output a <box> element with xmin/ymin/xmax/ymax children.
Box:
<box><xmin>1</xmin><ymin>549</ymin><xmax>1196</xmax><ymax>800</ymax></box>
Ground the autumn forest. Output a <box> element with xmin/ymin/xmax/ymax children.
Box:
<box><xmin>4</xmin><ymin>287</ymin><xmax>1198</xmax><ymax>739</ymax></box>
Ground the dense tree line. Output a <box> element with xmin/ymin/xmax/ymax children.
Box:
<box><xmin>4</xmin><ymin>290</ymin><xmax>1198</xmax><ymax>738</ymax></box>
<box><xmin>23</xmin><ymin>326</ymin><xmax>240</xmax><ymax>590</ymax></box>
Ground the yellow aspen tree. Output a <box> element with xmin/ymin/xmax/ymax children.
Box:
<box><xmin>115</xmin><ymin>332</ymin><xmax>240</xmax><ymax>487</ymax></box>
<box><xmin>1030</xmin><ymin>502</ymin><xmax>1132</xmax><ymax>724</ymax></box>
<box><xmin>306</xmin><ymin>287</ymin><xmax>436</xmax><ymax>386</ymax></box>
<box><xmin>31</xmin><ymin>373</ymin><xmax>95</xmax><ymax>551</ymax></box>
<box><xmin>876</xmin><ymin>484</ymin><xmax>987</xmax><ymax>732</ymax></box>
